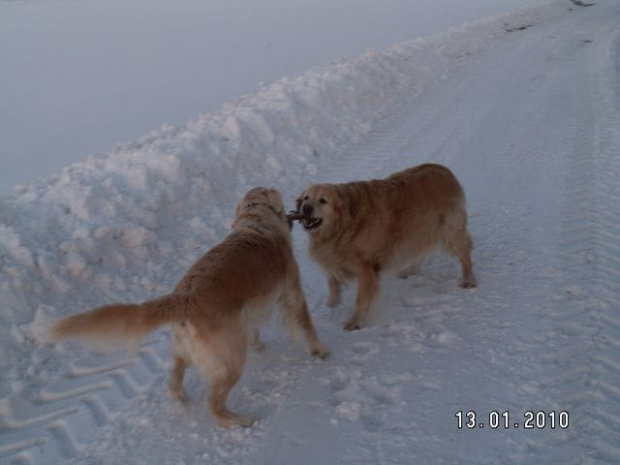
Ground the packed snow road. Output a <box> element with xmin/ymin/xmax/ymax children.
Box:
<box><xmin>1</xmin><ymin>1</ymin><xmax>620</xmax><ymax>464</ymax></box>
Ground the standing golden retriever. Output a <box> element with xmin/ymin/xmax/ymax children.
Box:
<box><xmin>296</xmin><ymin>164</ymin><xmax>476</xmax><ymax>331</ymax></box>
<box><xmin>49</xmin><ymin>187</ymin><xmax>329</xmax><ymax>428</ymax></box>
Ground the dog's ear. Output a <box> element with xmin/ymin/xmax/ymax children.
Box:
<box><xmin>263</xmin><ymin>188</ymin><xmax>284</xmax><ymax>214</ymax></box>
<box><xmin>331</xmin><ymin>187</ymin><xmax>352</xmax><ymax>225</ymax></box>
<box><xmin>331</xmin><ymin>187</ymin><xmax>345</xmax><ymax>214</ymax></box>
<box><xmin>234</xmin><ymin>197</ymin><xmax>246</xmax><ymax>218</ymax></box>
<box><xmin>232</xmin><ymin>198</ymin><xmax>247</xmax><ymax>229</ymax></box>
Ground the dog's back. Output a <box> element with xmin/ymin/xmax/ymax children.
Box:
<box><xmin>333</xmin><ymin>163</ymin><xmax>469</xmax><ymax>270</ymax></box>
<box><xmin>174</xmin><ymin>228</ymin><xmax>290</xmax><ymax>316</ymax></box>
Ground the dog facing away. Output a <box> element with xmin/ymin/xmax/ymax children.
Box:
<box><xmin>49</xmin><ymin>187</ymin><xmax>329</xmax><ymax>428</ymax></box>
<box><xmin>296</xmin><ymin>163</ymin><xmax>476</xmax><ymax>331</ymax></box>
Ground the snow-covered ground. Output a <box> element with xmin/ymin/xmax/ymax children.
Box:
<box><xmin>1</xmin><ymin>0</ymin><xmax>547</xmax><ymax>193</ymax></box>
<box><xmin>2</xmin><ymin>0</ymin><xmax>620</xmax><ymax>464</ymax></box>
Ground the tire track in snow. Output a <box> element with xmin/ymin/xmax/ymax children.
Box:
<box><xmin>0</xmin><ymin>337</ymin><xmax>170</xmax><ymax>465</ymax></box>
<box><xmin>550</xmin><ymin>8</ymin><xmax>620</xmax><ymax>463</ymax></box>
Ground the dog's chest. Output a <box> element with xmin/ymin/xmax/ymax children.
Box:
<box><xmin>310</xmin><ymin>240</ymin><xmax>357</xmax><ymax>279</ymax></box>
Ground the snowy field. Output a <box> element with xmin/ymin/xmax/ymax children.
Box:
<box><xmin>1</xmin><ymin>0</ymin><xmax>545</xmax><ymax>193</ymax></box>
<box><xmin>2</xmin><ymin>0</ymin><xmax>620</xmax><ymax>464</ymax></box>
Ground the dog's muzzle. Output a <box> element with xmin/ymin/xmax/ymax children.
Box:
<box><xmin>286</xmin><ymin>210</ymin><xmax>323</xmax><ymax>231</ymax></box>
<box><xmin>300</xmin><ymin>216</ymin><xmax>323</xmax><ymax>231</ymax></box>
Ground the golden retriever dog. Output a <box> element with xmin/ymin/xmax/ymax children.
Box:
<box><xmin>295</xmin><ymin>164</ymin><xmax>476</xmax><ymax>331</ymax></box>
<box><xmin>49</xmin><ymin>187</ymin><xmax>329</xmax><ymax>428</ymax></box>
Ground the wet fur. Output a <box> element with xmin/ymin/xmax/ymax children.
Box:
<box><xmin>50</xmin><ymin>187</ymin><xmax>329</xmax><ymax>428</ymax></box>
<box><xmin>297</xmin><ymin>164</ymin><xmax>476</xmax><ymax>330</ymax></box>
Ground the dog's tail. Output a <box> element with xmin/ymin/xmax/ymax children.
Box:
<box><xmin>49</xmin><ymin>293</ymin><xmax>193</xmax><ymax>350</ymax></box>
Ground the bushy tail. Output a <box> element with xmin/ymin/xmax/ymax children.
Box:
<box><xmin>49</xmin><ymin>293</ymin><xmax>193</xmax><ymax>350</ymax></box>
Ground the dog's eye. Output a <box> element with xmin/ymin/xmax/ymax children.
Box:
<box><xmin>304</xmin><ymin>196</ymin><xmax>309</xmax><ymax>201</ymax></box>
<box><xmin>319</xmin><ymin>198</ymin><xmax>328</xmax><ymax>204</ymax></box>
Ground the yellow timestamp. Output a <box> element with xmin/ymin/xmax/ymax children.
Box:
<box><xmin>455</xmin><ymin>410</ymin><xmax>570</xmax><ymax>430</ymax></box>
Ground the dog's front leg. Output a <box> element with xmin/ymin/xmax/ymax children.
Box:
<box><xmin>344</xmin><ymin>262</ymin><xmax>381</xmax><ymax>331</ymax></box>
<box><xmin>250</xmin><ymin>329</ymin><xmax>265</xmax><ymax>351</ymax></box>
<box><xmin>281</xmin><ymin>276</ymin><xmax>330</xmax><ymax>359</ymax></box>
<box><xmin>327</xmin><ymin>274</ymin><xmax>342</xmax><ymax>308</ymax></box>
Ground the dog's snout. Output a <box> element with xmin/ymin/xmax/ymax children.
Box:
<box><xmin>302</xmin><ymin>204</ymin><xmax>314</xmax><ymax>215</ymax></box>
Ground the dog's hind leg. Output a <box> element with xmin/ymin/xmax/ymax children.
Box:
<box><xmin>169</xmin><ymin>324</ymin><xmax>191</xmax><ymax>402</ymax></box>
<box><xmin>208</xmin><ymin>367</ymin><xmax>255</xmax><ymax>429</ymax></box>
<box><xmin>444</xmin><ymin>210</ymin><xmax>477</xmax><ymax>288</ymax></box>
<box><xmin>327</xmin><ymin>274</ymin><xmax>342</xmax><ymax>308</ymax></box>
<box><xmin>456</xmin><ymin>233</ymin><xmax>477</xmax><ymax>288</ymax></box>
<box><xmin>345</xmin><ymin>262</ymin><xmax>381</xmax><ymax>331</ymax></box>
<box><xmin>169</xmin><ymin>356</ymin><xmax>190</xmax><ymax>401</ymax></box>
<box><xmin>195</xmin><ymin>322</ymin><xmax>256</xmax><ymax>428</ymax></box>
<box><xmin>280</xmin><ymin>277</ymin><xmax>330</xmax><ymax>359</ymax></box>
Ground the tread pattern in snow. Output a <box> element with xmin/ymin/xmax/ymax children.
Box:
<box><xmin>553</xmin><ymin>16</ymin><xmax>620</xmax><ymax>463</ymax></box>
<box><xmin>0</xmin><ymin>337</ymin><xmax>169</xmax><ymax>465</ymax></box>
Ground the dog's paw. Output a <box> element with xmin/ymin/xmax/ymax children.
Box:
<box><xmin>344</xmin><ymin>318</ymin><xmax>362</xmax><ymax>331</ymax></box>
<box><xmin>251</xmin><ymin>338</ymin><xmax>266</xmax><ymax>352</ymax></box>
<box><xmin>459</xmin><ymin>279</ymin><xmax>477</xmax><ymax>289</ymax></box>
<box><xmin>311</xmin><ymin>344</ymin><xmax>331</xmax><ymax>359</ymax></box>
<box><xmin>170</xmin><ymin>386</ymin><xmax>189</xmax><ymax>402</ymax></box>
<box><xmin>397</xmin><ymin>264</ymin><xmax>420</xmax><ymax>279</ymax></box>
<box><xmin>219</xmin><ymin>414</ymin><xmax>258</xmax><ymax>429</ymax></box>
<box><xmin>235</xmin><ymin>415</ymin><xmax>258</xmax><ymax>428</ymax></box>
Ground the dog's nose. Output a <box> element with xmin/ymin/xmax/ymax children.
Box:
<box><xmin>302</xmin><ymin>204</ymin><xmax>314</xmax><ymax>215</ymax></box>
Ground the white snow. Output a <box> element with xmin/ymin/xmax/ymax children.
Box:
<box><xmin>1</xmin><ymin>0</ymin><xmax>550</xmax><ymax>194</ymax></box>
<box><xmin>2</xmin><ymin>0</ymin><xmax>620</xmax><ymax>464</ymax></box>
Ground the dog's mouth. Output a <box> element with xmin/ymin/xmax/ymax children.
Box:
<box><xmin>286</xmin><ymin>210</ymin><xmax>323</xmax><ymax>231</ymax></box>
<box><xmin>301</xmin><ymin>216</ymin><xmax>323</xmax><ymax>231</ymax></box>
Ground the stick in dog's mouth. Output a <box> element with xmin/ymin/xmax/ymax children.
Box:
<box><xmin>286</xmin><ymin>210</ymin><xmax>323</xmax><ymax>231</ymax></box>
<box><xmin>287</xmin><ymin>210</ymin><xmax>306</xmax><ymax>222</ymax></box>
<box><xmin>286</xmin><ymin>210</ymin><xmax>305</xmax><ymax>229</ymax></box>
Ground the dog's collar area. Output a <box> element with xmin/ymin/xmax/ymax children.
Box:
<box><xmin>244</xmin><ymin>201</ymin><xmax>281</xmax><ymax>216</ymax></box>
<box><xmin>244</xmin><ymin>201</ymin><xmax>266</xmax><ymax>210</ymax></box>
<box><xmin>242</xmin><ymin>202</ymin><xmax>291</xmax><ymax>231</ymax></box>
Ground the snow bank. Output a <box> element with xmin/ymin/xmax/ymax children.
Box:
<box><xmin>0</xmin><ymin>0</ymin><xmax>566</xmax><ymax>388</ymax></box>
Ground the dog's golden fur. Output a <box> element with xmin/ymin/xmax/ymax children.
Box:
<box><xmin>50</xmin><ymin>187</ymin><xmax>329</xmax><ymax>428</ymax></box>
<box><xmin>296</xmin><ymin>164</ymin><xmax>476</xmax><ymax>330</ymax></box>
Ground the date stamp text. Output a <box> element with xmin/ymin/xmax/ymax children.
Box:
<box><xmin>455</xmin><ymin>410</ymin><xmax>570</xmax><ymax>430</ymax></box>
